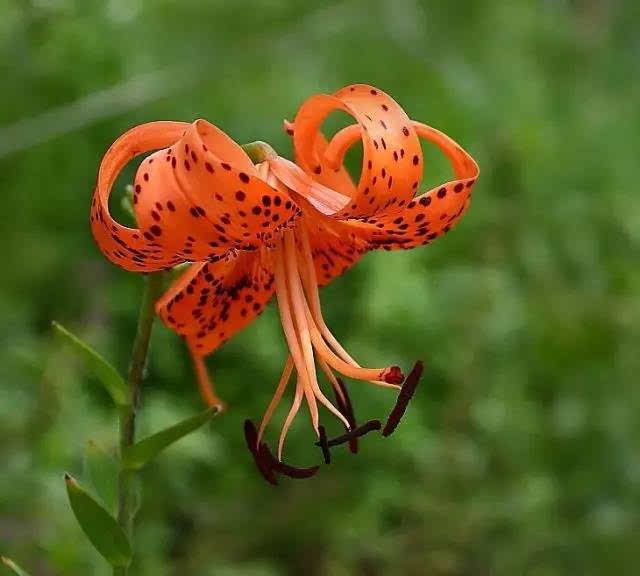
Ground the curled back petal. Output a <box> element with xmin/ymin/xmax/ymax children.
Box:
<box><xmin>290</xmin><ymin>84</ymin><xmax>423</xmax><ymax>218</ymax></box>
<box><xmin>132</xmin><ymin>120</ymin><xmax>301</xmax><ymax>259</ymax></box>
<box><xmin>90</xmin><ymin>121</ymin><xmax>192</xmax><ymax>271</ymax></box>
<box><xmin>91</xmin><ymin>121</ymin><xmax>302</xmax><ymax>273</ymax></box>
<box><xmin>337</xmin><ymin>122</ymin><xmax>479</xmax><ymax>251</ymax></box>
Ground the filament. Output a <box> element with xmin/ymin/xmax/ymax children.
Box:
<box><xmin>257</xmin><ymin>356</ymin><xmax>294</xmax><ymax>445</ymax></box>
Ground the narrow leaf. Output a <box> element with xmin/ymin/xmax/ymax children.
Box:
<box><xmin>1</xmin><ymin>557</ymin><xmax>31</xmax><ymax>576</ymax></box>
<box><xmin>122</xmin><ymin>407</ymin><xmax>219</xmax><ymax>470</ymax></box>
<box><xmin>52</xmin><ymin>321</ymin><xmax>129</xmax><ymax>407</ymax></box>
<box><xmin>84</xmin><ymin>440</ymin><xmax>119</xmax><ymax>513</ymax></box>
<box><xmin>129</xmin><ymin>474</ymin><xmax>143</xmax><ymax>521</ymax></box>
<box><xmin>65</xmin><ymin>474</ymin><xmax>131</xmax><ymax>567</ymax></box>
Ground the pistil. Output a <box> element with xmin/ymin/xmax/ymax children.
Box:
<box><xmin>283</xmin><ymin>231</ymin><xmax>354</xmax><ymax>427</ymax></box>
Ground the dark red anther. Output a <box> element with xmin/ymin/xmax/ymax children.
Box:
<box><xmin>318</xmin><ymin>425</ymin><xmax>331</xmax><ymax>464</ymax></box>
<box><xmin>332</xmin><ymin>378</ymin><xmax>358</xmax><ymax>453</ymax></box>
<box><xmin>259</xmin><ymin>442</ymin><xmax>320</xmax><ymax>479</ymax></box>
<box><xmin>244</xmin><ymin>419</ymin><xmax>278</xmax><ymax>485</ymax></box>
<box><xmin>243</xmin><ymin>419</ymin><xmax>258</xmax><ymax>452</ymax></box>
<box><xmin>320</xmin><ymin>419</ymin><xmax>382</xmax><ymax>448</ymax></box>
<box><xmin>382</xmin><ymin>361</ymin><xmax>424</xmax><ymax>437</ymax></box>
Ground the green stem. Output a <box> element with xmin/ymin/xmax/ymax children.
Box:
<box><xmin>115</xmin><ymin>272</ymin><xmax>164</xmax><ymax>576</ymax></box>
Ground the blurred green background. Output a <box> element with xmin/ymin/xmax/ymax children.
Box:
<box><xmin>2</xmin><ymin>1</ymin><xmax>639</xmax><ymax>574</ymax></box>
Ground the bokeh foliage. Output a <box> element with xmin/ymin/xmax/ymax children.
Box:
<box><xmin>1</xmin><ymin>1</ymin><xmax>639</xmax><ymax>574</ymax></box>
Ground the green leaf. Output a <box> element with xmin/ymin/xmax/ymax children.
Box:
<box><xmin>129</xmin><ymin>473</ymin><xmax>143</xmax><ymax>521</ymax></box>
<box><xmin>84</xmin><ymin>440</ymin><xmax>119</xmax><ymax>514</ymax></box>
<box><xmin>52</xmin><ymin>321</ymin><xmax>129</xmax><ymax>407</ymax></box>
<box><xmin>1</xmin><ymin>557</ymin><xmax>31</xmax><ymax>576</ymax></box>
<box><xmin>122</xmin><ymin>407</ymin><xmax>219</xmax><ymax>470</ymax></box>
<box><xmin>65</xmin><ymin>474</ymin><xmax>131</xmax><ymax>567</ymax></box>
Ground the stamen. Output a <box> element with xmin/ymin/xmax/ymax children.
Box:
<box><xmin>332</xmin><ymin>377</ymin><xmax>359</xmax><ymax>454</ymax></box>
<box><xmin>318</xmin><ymin>425</ymin><xmax>331</xmax><ymax>464</ymax></box>
<box><xmin>274</xmin><ymin>246</ymin><xmax>320</xmax><ymax>433</ymax></box>
<box><xmin>266</xmin><ymin>159</ymin><xmax>415</xmax><ymax>463</ymax></box>
<box><xmin>382</xmin><ymin>361</ymin><xmax>424</xmax><ymax>437</ymax></box>
<box><xmin>317</xmin><ymin>356</ymin><xmax>344</xmax><ymax>403</ymax></box>
<box><xmin>259</xmin><ymin>442</ymin><xmax>320</xmax><ymax>479</ymax></box>
<box><xmin>319</xmin><ymin>419</ymin><xmax>381</xmax><ymax>448</ymax></box>
<box><xmin>283</xmin><ymin>231</ymin><xmax>352</xmax><ymax>429</ymax></box>
<box><xmin>257</xmin><ymin>356</ymin><xmax>294</xmax><ymax>445</ymax></box>
<box><xmin>301</xmin><ymin>295</ymin><xmax>403</xmax><ymax>384</ymax></box>
<box><xmin>278</xmin><ymin>376</ymin><xmax>305</xmax><ymax>461</ymax></box>
<box><xmin>244</xmin><ymin>418</ymin><xmax>259</xmax><ymax>452</ymax></box>
<box><xmin>317</xmin><ymin>359</ymin><xmax>358</xmax><ymax>453</ymax></box>
<box><xmin>297</xmin><ymin>228</ymin><xmax>402</xmax><ymax>390</ymax></box>
<box><xmin>244</xmin><ymin>420</ymin><xmax>278</xmax><ymax>485</ymax></box>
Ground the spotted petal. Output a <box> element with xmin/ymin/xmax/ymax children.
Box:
<box><xmin>91</xmin><ymin>121</ymin><xmax>300</xmax><ymax>271</ymax></box>
<box><xmin>281</xmin><ymin>121</ymin><xmax>478</xmax><ymax>285</ymax></box>
<box><xmin>156</xmin><ymin>251</ymin><xmax>275</xmax><ymax>356</ymax></box>
<box><xmin>341</xmin><ymin>123</ymin><xmax>479</xmax><ymax>251</ymax></box>
<box><xmin>90</xmin><ymin>121</ymin><xmax>190</xmax><ymax>271</ymax></box>
<box><xmin>290</xmin><ymin>84</ymin><xmax>423</xmax><ymax>218</ymax></box>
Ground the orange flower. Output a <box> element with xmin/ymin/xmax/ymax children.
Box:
<box><xmin>90</xmin><ymin>84</ymin><xmax>478</xmax><ymax>483</ymax></box>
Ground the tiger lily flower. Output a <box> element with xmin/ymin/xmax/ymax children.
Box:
<box><xmin>90</xmin><ymin>84</ymin><xmax>478</xmax><ymax>483</ymax></box>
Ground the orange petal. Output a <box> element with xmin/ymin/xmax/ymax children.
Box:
<box><xmin>305</xmin><ymin>216</ymin><xmax>367</xmax><ymax>286</ymax></box>
<box><xmin>156</xmin><ymin>251</ymin><xmax>275</xmax><ymax>356</ymax></box>
<box><xmin>133</xmin><ymin>120</ymin><xmax>300</xmax><ymax>259</ymax></box>
<box><xmin>299</xmin><ymin>122</ymin><xmax>478</xmax><ymax>286</ymax></box>
<box><xmin>290</xmin><ymin>84</ymin><xmax>422</xmax><ymax>218</ymax></box>
<box><xmin>336</xmin><ymin>122</ymin><xmax>479</xmax><ymax>251</ymax></box>
<box><xmin>269</xmin><ymin>156</ymin><xmax>350</xmax><ymax>215</ymax></box>
<box><xmin>90</xmin><ymin>121</ymin><xmax>192</xmax><ymax>271</ymax></box>
<box><xmin>91</xmin><ymin>120</ymin><xmax>301</xmax><ymax>272</ymax></box>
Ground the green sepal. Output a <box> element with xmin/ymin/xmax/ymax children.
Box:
<box><xmin>52</xmin><ymin>321</ymin><xmax>129</xmax><ymax>407</ymax></box>
<box><xmin>122</xmin><ymin>407</ymin><xmax>219</xmax><ymax>470</ymax></box>
<box><xmin>64</xmin><ymin>474</ymin><xmax>131</xmax><ymax>567</ymax></box>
